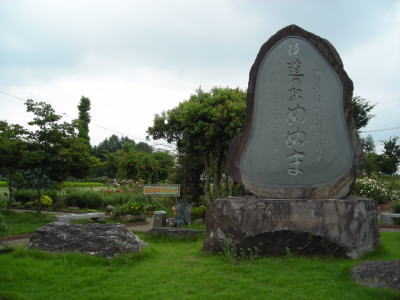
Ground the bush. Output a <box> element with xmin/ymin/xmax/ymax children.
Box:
<box><xmin>355</xmin><ymin>177</ymin><xmax>391</xmax><ymax>204</ymax></box>
<box><xmin>64</xmin><ymin>190</ymin><xmax>148</xmax><ymax>209</ymax></box>
<box><xmin>64</xmin><ymin>190</ymin><xmax>103</xmax><ymax>209</ymax></box>
<box><xmin>63</xmin><ymin>182</ymin><xmax>105</xmax><ymax>188</ymax></box>
<box><xmin>40</xmin><ymin>195</ymin><xmax>52</xmax><ymax>207</ymax></box>
<box><xmin>13</xmin><ymin>190</ymin><xmax>36</xmax><ymax>204</ymax></box>
<box><xmin>191</xmin><ymin>205</ymin><xmax>207</xmax><ymax>219</ymax></box>
<box><xmin>391</xmin><ymin>200</ymin><xmax>400</xmax><ymax>213</ymax></box>
<box><xmin>0</xmin><ymin>181</ymin><xmax>7</xmax><ymax>187</ymax></box>
<box><xmin>113</xmin><ymin>201</ymin><xmax>145</xmax><ymax>217</ymax></box>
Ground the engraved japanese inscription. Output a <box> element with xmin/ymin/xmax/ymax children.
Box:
<box><xmin>240</xmin><ymin>36</ymin><xmax>353</xmax><ymax>187</ymax></box>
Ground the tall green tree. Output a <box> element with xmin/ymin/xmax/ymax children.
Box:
<box><xmin>0</xmin><ymin>121</ymin><xmax>28</xmax><ymax>209</ymax></box>
<box><xmin>24</xmin><ymin>99</ymin><xmax>96</xmax><ymax>212</ymax></box>
<box><xmin>359</xmin><ymin>135</ymin><xmax>379</xmax><ymax>176</ymax></box>
<box><xmin>148</xmin><ymin>87</ymin><xmax>246</xmax><ymax>203</ymax></box>
<box><xmin>379</xmin><ymin>136</ymin><xmax>400</xmax><ymax>175</ymax></box>
<box><xmin>77</xmin><ymin>96</ymin><xmax>91</xmax><ymax>147</ymax></box>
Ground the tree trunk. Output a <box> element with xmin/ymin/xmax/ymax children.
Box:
<box><xmin>6</xmin><ymin>171</ymin><xmax>13</xmax><ymax>210</ymax></box>
<box><xmin>204</xmin><ymin>154</ymin><xmax>211</xmax><ymax>204</ymax></box>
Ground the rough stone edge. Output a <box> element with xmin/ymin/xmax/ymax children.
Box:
<box><xmin>204</xmin><ymin>197</ymin><xmax>380</xmax><ymax>259</ymax></box>
<box><xmin>227</xmin><ymin>24</ymin><xmax>362</xmax><ymax>199</ymax></box>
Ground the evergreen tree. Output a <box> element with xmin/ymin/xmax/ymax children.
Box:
<box><xmin>77</xmin><ymin>96</ymin><xmax>91</xmax><ymax>147</ymax></box>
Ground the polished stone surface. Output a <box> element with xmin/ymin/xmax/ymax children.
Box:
<box><xmin>228</xmin><ymin>25</ymin><xmax>362</xmax><ymax>199</ymax></box>
<box><xmin>241</xmin><ymin>37</ymin><xmax>353</xmax><ymax>187</ymax></box>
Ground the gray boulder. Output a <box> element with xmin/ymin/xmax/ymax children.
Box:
<box><xmin>28</xmin><ymin>222</ymin><xmax>147</xmax><ymax>257</ymax></box>
<box><xmin>351</xmin><ymin>260</ymin><xmax>400</xmax><ymax>291</ymax></box>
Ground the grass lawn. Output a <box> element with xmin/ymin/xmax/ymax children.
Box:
<box><xmin>0</xmin><ymin>210</ymin><xmax>55</xmax><ymax>236</ymax></box>
<box><xmin>0</xmin><ymin>230</ymin><xmax>399</xmax><ymax>299</ymax></box>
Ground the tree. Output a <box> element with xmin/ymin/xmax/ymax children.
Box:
<box><xmin>379</xmin><ymin>136</ymin><xmax>400</xmax><ymax>175</ymax></box>
<box><xmin>360</xmin><ymin>135</ymin><xmax>375</xmax><ymax>153</ymax></box>
<box><xmin>0</xmin><ymin>121</ymin><xmax>28</xmax><ymax>209</ymax></box>
<box><xmin>24</xmin><ymin>99</ymin><xmax>95</xmax><ymax>212</ymax></box>
<box><xmin>136</xmin><ymin>142</ymin><xmax>153</xmax><ymax>153</ymax></box>
<box><xmin>351</xmin><ymin>96</ymin><xmax>376</xmax><ymax>130</ymax></box>
<box><xmin>148</xmin><ymin>87</ymin><xmax>246</xmax><ymax>203</ymax></box>
<box><xmin>77</xmin><ymin>96</ymin><xmax>91</xmax><ymax>147</ymax></box>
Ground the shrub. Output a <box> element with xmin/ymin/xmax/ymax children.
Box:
<box><xmin>355</xmin><ymin>177</ymin><xmax>391</xmax><ymax>204</ymax></box>
<box><xmin>62</xmin><ymin>182</ymin><xmax>105</xmax><ymax>188</ymax></box>
<box><xmin>391</xmin><ymin>200</ymin><xmax>400</xmax><ymax>213</ymax></box>
<box><xmin>40</xmin><ymin>195</ymin><xmax>52</xmax><ymax>207</ymax></box>
<box><xmin>113</xmin><ymin>201</ymin><xmax>145</xmax><ymax>216</ymax></box>
<box><xmin>0</xmin><ymin>181</ymin><xmax>7</xmax><ymax>187</ymax></box>
<box><xmin>13</xmin><ymin>190</ymin><xmax>36</xmax><ymax>204</ymax></box>
<box><xmin>191</xmin><ymin>205</ymin><xmax>207</xmax><ymax>219</ymax></box>
<box><xmin>64</xmin><ymin>189</ymin><xmax>148</xmax><ymax>209</ymax></box>
<box><xmin>64</xmin><ymin>190</ymin><xmax>103</xmax><ymax>209</ymax></box>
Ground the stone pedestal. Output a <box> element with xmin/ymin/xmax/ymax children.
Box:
<box><xmin>204</xmin><ymin>197</ymin><xmax>379</xmax><ymax>259</ymax></box>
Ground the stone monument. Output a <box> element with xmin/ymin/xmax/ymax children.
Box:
<box><xmin>203</xmin><ymin>25</ymin><xmax>379</xmax><ymax>259</ymax></box>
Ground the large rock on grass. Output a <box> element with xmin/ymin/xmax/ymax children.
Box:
<box><xmin>28</xmin><ymin>222</ymin><xmax>147</xmax><ymax>257</ymax></box>
<box><xmin>351</xmin><ymin>260</ymin><xmax>400</xmax><ymax>291</ymax></box>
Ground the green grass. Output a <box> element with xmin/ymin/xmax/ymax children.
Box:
<box><xmin>62</xmin><ymin>182</ymin><xmax>105</xmax><ymax>188</ymax></box>
<box><xmin>0</xmin><ymin>232</ymin><xmax>399</xmax><ymax>299</ymax></box>
<box><xmin>0</xmin><ymin>210</ymin><xmax>55</xmax><ymax>236</ymax></box>
<box><xmin>0</xmin><ymin>181</ymin><xmax>7</xmax><ymax>187</ymax></box>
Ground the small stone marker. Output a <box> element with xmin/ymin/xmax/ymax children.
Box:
<box><xmin>204</xmin><ymin>25</ymin><xmax>379</xmax><ymax>259</ymax></box>
<box><xmin>153</xmin><ymin>211</ymin><xmax>167</xmax><ymax>227</ymax></box>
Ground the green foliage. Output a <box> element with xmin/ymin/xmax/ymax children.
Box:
<box><xmin>362</xmin><ymin>152</ymin><xmax>380</xmax><ymax>176</ymax></box>
<box><xmin>13</xmin><ymin>189</ymin><xmax>37</xmax><ymax>204</ymax></box>
<box><xmin>380</xmin><ymin>136</ymin><xmax>400</xmax><ymax>175</ymax></box>
<box><xmin>354</xmin><ymin>176</ymin><xmax>394</xmax><ymax>203</ymax></box>
<box><xmin>220</xmin><ymin>236</ymin><xmax>260</xmax><ymax>264</ymax></box>
<box><xmin>351</xmin><ymin>96</ymin><xmax>376</xmax><ymax>130</ymax></box>
<box><xmin>0</xmin><ymin>211</ymin><xmax>8</xmax><ymax>234</ymax></box>
<box><xmin>148</xmin><ymin>87</ymin><xmax>247</xmax><ymax>203</ymax></box>
<box><xmin>39</xmin><ymin>195</ymin><xmax>52</xmax><ymax>207</ymax></box>
<box><xmin>390</xmin><ymin>200</ymin><xmax>400</xmax><ymax>213</ymax></box>
<box><xmin>22</xmin><ymin>99</ymin><xmax>98</xmax><ymax>212</ymax></box>
<box><xmin>0</xmin><ymin>181</ymin><xmax>7</xmax><ymax>187</ymax></box>
<box><xmin>62</xmin><ymin>181</ymin><xmax>105</xmax><ymax>188</ymax></box>
<box><xmin>77</xmin><ymin>96</ymin><xmax>91</xmax><ymax>146</ymax></box>
<box><xmin>113</xmin><ymin>150</ymin><xmax>174</xmax><ymax>184</ymax></box>
<box><xmin>0</xmin><ymin>121</ymin><xmax>28</xmax><ymax>209</ymax></box>
<box><xmin>63</xmin><ymin>190</ymin><xmax>147</xmax><ymax>209</ymax></box>
<box><xmin>360</xmin><ymin>134</ymin><xmax>375</xmax><ymax>153</ymax></box>
<box><xmin>113</xmin><ymin>201</ymin><xmax>145</xmax><ymax>217</ymax></box>
<box><xmin>191</xmin><ymin>205</ymin><xmax>207</xmax><ymax>219</ymax></box>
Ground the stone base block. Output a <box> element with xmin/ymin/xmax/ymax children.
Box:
<box><xmin>204</xmin><ymin>197</ymin><xmax>379</xmax><ymax>259</ymax></box>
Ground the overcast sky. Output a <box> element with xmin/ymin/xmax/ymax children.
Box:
<box><xmin>0</xmin><ymin>0</ymin><xmax>399</xmax><ymax>151</ymax></box>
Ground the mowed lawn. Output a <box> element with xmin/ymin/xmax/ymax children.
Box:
<box><xmin>0</xmin><ymin>232</ymin><xmax>399</xmax><ymax>300</ymax></box>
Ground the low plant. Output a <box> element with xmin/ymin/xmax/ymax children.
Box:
<box><xmin>0</xmin><ymin>181</ymin><xmax>7</xmax><ymax>187</ymax></box>
<box><xmin>62</xmin><ymin>181</ymin><xmax>105</xmax><ymax>188</ymax></box>
<box><xmin>355</xmin><ymin>176</ymin><xmax>392</xmax><ymax>203</ymax></box>
<box><xmin>191</xmin><ymin>205</ymin><xmax>207</xmax><ymax>219</ymax></box>
<box><xmin>220</xmin><ymin>236</ymin><xmax>260</xmax><ymax>264</ymax></box>
<box><xmin>390</xmin><ymin>200</ymin><xmax>400</xmax><ymax>213</ymax></box>
<box><xmin>40</xmin><ymin>195</ymin><xmax>52</xmax><ymax>208</ymax></box>
<box><xmin>13</xmin><ymin>189</ymin><xmax>36</xmax><ymax>204</ymax></box>
<box><xmin>113</xmin><ymin>201</ymin><xmax>145</xmax><ymax>217</ymax></box>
